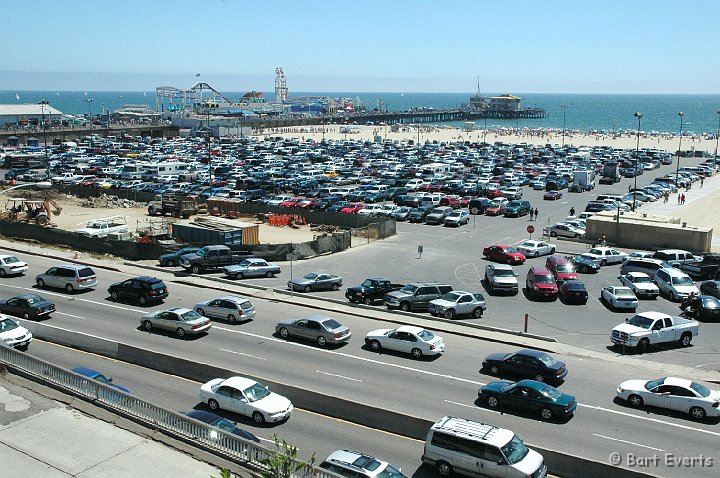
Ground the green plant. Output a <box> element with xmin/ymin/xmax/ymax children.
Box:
<box><xmin>259</xmin><ymin>434</ymin><xmax>316</xmax><ymax>478</ymax></box>
<box><xmin>211</xmin><ymin>468</ymin><xmax>232</xmax><ymax>478</ymax></box>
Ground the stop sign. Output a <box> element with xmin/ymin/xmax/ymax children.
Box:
<box><xmin>527</xmin><ymin>225</ymin><xmax>535</xmax><ymax>234</ymax></box>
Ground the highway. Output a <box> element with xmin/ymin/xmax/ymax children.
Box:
<box><xmin>1</xmin><ymin>252</ymin><xmax>719</xmax><ymax>478</ymax></box>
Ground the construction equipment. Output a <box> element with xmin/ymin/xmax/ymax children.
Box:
<box><xmin>0</xmin><ymin>197</ymin><xmax>61</xmax><ymax>226</ymax></box>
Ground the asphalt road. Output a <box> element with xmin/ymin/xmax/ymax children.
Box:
<box><xmin>1</xmin><ymin>253</ymin><xmax>719</xmax><ymax>478</ymax></box>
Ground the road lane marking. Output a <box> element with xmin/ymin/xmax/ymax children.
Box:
<box><xmin>0</xmin><ymin>284</ymin><xmax>145</xmax><ymax>313</ymax></box>
<box><xmin>55</xmin><ymin>312</ymin><xmax>87</xmax><ymax>321</ymax></box>
<box><xmin>219</xmin><ymin>348</ymin><xmax>265</xmax><ymax>360</ymax></box>
<box><xmin>316</xmin><ymin>370</ymin><xmax>362</xmax><ymax>382</ymax></box>
<box><xmin>445</xmin><ymin>399</ymin><xmax>501</xmax><ymax>414</ymax></box>
<box><xmin>592</xmin><ymin>434</ymin><xmax>665</xmax><ymax>451</ymax></box>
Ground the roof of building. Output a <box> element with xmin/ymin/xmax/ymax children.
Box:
<box><xmin>489</xmin><ymin>95</ymin><xmax>522</xmax><ymax>101</ymax></box>
<box><xmin>0</xmin><ymin>104</ymin><xmax>63</xmax><ymax>116</ymax></box>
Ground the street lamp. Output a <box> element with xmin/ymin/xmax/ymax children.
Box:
<box><xmin>85</xmin><ymin>98</ymin><xmax>94</xmax><ymax>127</ymax></box>
<box><xmin>483</xmin><ymin>116</ymin><xmax>488</xmax><ymax>145</ymax></box>
<box><xmin>676</xmin><ymin>112</ymin><xmax>684</xmax><ymax>186</ymax></box>
<box><xmin>38</xmin><ymin>100</ymin><xmax>50</xmax><ymax>177</ymax></box>
<box><xmin>714</xmin><ymin>109</ymin><xmax>720</xmax><ymax>175</ymax></box>
<box><xmin>561</xmin><ymin>104</ymin><xmax>569</xmax><ymax>147</ymax></box>
<box><xmin>632</xmin><ymin>112</ymin><xmax>643</xmax><ymax>212</ymax></box>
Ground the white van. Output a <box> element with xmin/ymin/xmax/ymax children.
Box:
<box><xmin>422</xmin><ymin>416</ymin><xmax>547</xmax><ymax>478</ymax></box>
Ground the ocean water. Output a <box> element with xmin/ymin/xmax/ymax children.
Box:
<box><xmin>2</xmin><ymin>90</ymin><xmax>719</xmax><ymax>135</ymax></box>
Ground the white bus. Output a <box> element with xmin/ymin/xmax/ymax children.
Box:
<box><xmin>119</xmin><ymin>162</ymin><xmax>151</xmax><ymax>180</ymax></box>
<box><xmin>140</xmin><ymin>162</ymin><xmax>191</xmax><ymax>181</ymax></box>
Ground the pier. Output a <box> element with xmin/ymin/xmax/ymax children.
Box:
<box><xmin>0</xmin><ymin>124</ymin><xmax>176</xmax><ymax>145</ymax></box>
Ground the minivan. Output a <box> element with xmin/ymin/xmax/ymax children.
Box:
<box><xmin>654</xmin><ymin>268</ymin><xmax>699</xmax><ymax>301</ymax></box>
<box><xmin>620</xmin><ymin>258</ymin><xmax>669</xmax><ymax>279</ymax></box>
<box><xmin>422</xmin><ymin>416</ymin><xmax>547</xmax><ymax>478</ymax></box>
<box><xmin>35</xmin><ymin>264</ymin><xmax>98</xmax><ymax>293</ymax></box>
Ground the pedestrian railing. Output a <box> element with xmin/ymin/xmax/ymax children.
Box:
<box><xmin>0</xmin><ymin>345</ymin><xmax>337</xmax><ymax>478</ymax></box>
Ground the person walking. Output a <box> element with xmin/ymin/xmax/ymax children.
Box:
<box><xmin>681</xmin><ymin>193</ymin><xmax>686</xmax><ymax>205</ymax></box>
<box><xmin>569</xmin><ymin>207</ymin><xmax>575</xmax><ymax>216</ymax></box>
<box><xmin>701</xmin><ymin>177</ymin><xmax>704</xmax><ymax>188</ymax></box>
<box><xmin>677</xmin><ymin>193</ymin><xmax>681</xmax><ymax>204</ymax></box>
<box><xmin>529</xmin><ymin>208</ymin><xmax>534</xmax><ymax>221</ymax></box>
<box><xmin>534</xmin><ymin>207</ymin><xmax>539</xmax><ymax>221</ymax></box>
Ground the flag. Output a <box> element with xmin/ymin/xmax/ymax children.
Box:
<box><xmin>196</xmin><ymin>73</ymin><xmax>200</xmax><ymax>77</ymax></box>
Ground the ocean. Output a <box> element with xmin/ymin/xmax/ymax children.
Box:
<box><xmin>2</xmin><ymin>90</ymin><xmax>719</xmax><ymax>135</ymax></box>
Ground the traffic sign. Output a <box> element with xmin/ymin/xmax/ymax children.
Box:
<box><xmin>527</xmin><ymin>225</ymin><xmax>535</xmax><ymax>234</ymax></box>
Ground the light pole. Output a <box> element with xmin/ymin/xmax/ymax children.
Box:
<box><xmin>39</xmin><ymin>100</ymin><xmax>50</xmax><ymax>177</ymax></box>
<box><xmin>85</xmin><ymin>98</ymin><xmax>94</xmax><ymax>128</ymax></box>
<box><xmin>561</xmin><ymin>104</ymin><xmax>569</xmax><ymax>147</ymax></box>
<box><xmin>483</xmin><ymin>116</ymin><xmax>488</xmax><ymax>145</ymax></box>
<box><xmin>632</xmin><ymin>112</ymin><xmax>643</xmax><ymax>212</ymax></box>
<box><xmin>715</xmin><ymin>109</ymin><xmax>719</xmax><ymax>175</ymax></box>
<box><xmin>676</xmin><ymin>112</ymin><xmax>684</xmax><ymax>186</ymax></box>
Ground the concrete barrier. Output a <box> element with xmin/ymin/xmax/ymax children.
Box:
<box><xmin>24</xmin><ymin>321</ymin><xmax>119</xmax><ymax>357</ymax></box>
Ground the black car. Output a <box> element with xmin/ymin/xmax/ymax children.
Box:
<box><xmin>558</xmin><ymin>280</ymin><xmax>588</xmax><ymax>304</ymax></box>
<box><xmin>0</xmin><ymin>293</ymin><xmax>55</xmax><ymax>320</ymax></box>
<box><xmin>570</xmin><ymin>255</ymin><xmax>601</xmax><ymax>273</ymax></box>
<box><xmin>108</xmin><ymin>276</ymin><xmax>168</xmax><ymax>305</ymax></box>
<box><xmin>699</xmin><ymin>280</ymin><xmax>720</xmax><ymax>299</ymax></box>
<box><xmin>407</xmin><ymin>205</ymin><xmax>433</xmax><ymax>223</ymax></box>
<box><xmin>680</xmin><ymin>294</ymin><xmax>720</xmax><ymax>322</ymax></box>
<box><xmin>182</xmin><ymin>410</ymin><xmax>259</xmax><ymax>442</ymax></box>
<box><xmin>469</xmin><ymin>197</ymin><xmax>492</xmax><ymax>215</ymax></box>
<box><xmin>482</xmin><ymin>349</ymin><xmax>567</xmax><ymax>383</ymax></box>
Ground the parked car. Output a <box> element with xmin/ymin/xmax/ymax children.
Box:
<box><xmin>0</xmin><ymin>293</ymin><xmax>55</xmax><ymax>320</ymax></box>
<box><xmin>482</xmin><ymin>244</ymin><xmax>526</xmax><ymax>265</ymax></box>
<box><xmin>288</xmin><ymin>272</ymin><xmax>343</xmax><ymax>292</ymax></box>
<box><xmin>654</xmin><ymin>268</ymin><xmax>699</xmax><ymax>301</ymax></box>
<box><xmin>182</xmin><ymin>410</ymin><xmax>259</xmax><ymax>442</ymax></box>
<box><xmin>616</xmin><ymin>376</ymin><xmax>720</xmax><ymax>420</ymax></box>
<box><xmin>319</xmin><ymin>449</ymin><xmax>407</xmax><ymax>478</ymax></box>
<box><xmin>140</xmin><ymin>307</ymin><xmax>211</xmax><ymax>337</ymax></box>
<box><xmin>108</xmin><ymin>276</ymin><xmax>168</xmax><ymax>305</ymax></box>
<box><xmin>545</xmin><ymin>223</ymin><xmax>585</xmax><ymax>239</ymax></box>
<box><xmin>223</xmin><ymin>258</ymin><xmax>281</xmax><ymax>279</ymax></box>
<box><xmin>570</xmin><ymin>255</ymin><xmax>600</xmax><ymax>273</ymax></box>
<box><xmin>543</xmin><ymin>191</ymin><xmax>563</xmax><ymax>200</ymax></box>
<box><xmin>275</xmin><ymin>315</ymin><xmax>351</xmax><ymax>347</ymax></box>
<box><xmin>179</xmin><ymin>245</ymin><xmax>253</xmax><ymax>274</ymax></box>
<box><xmin>345</xmin><ymin>278</ymin><xmax>404</xmax><ymax>305</ymax></box>
<box><xmin>619</xmin><ymin>272</ymin><xmax>660</xmax><ymax>299</ymax></box>
<box><xmin>407</xmin><ymin>205</ymin><xmax>433</xmax><ymax>223</ymax></box>
<box><xmin>427</xmin><ymin>291</ymin><xmax>486</xmax><ymax>319</ymax></box>
<box><xmin>0</xmin><ymin>255</ymin><xmax>28</xmax><ymax>277</ymax></box>
<box><xmin>443</xmin><ymin>209</ymin><xmax>470</xmax><ymax>227</ymax></box>
<box><xmin>0</xmin><ymin>314</ymin><xmax>32</xmax><ymax>350</ymax></box>
<box><xmin>558</xmin><ymin>280</ymin><xmax>588</xmax><ymax>304</ymax></box>
<box><xmin>383</xmin><ymin>282</ymin><xmax>453</xmax><ymax>311</ymax></box>
<box><xmin>503</xmin><ymin>200</ymin><xmax>531</xmax><ymax>217</ymax></box>
<box><xmin>72</xmin><ymin>366</ymin><xmax>130</xmax><ymax>393</ymax></box>
<box><xmin>516</xmin><ymin>240</ymin><xmax>556</xmax><ymax>258</ymax></box>
<box><xmin>526</xmin><ymin>266</ymin><xmax>558</xmax><ymax>300</ymax></box>
<box><xmin>546</xmin><ymin>255</ymin><xmax>578</xmax><ymax>282</ymax></box>
<box><xmin>601</xmin><ymin>286</ymin><xmax>639</xmax><ymax>311</ymax></box>
<box><xmin>620</xmin><ymin>258</ymin><xmax>671</xmax><ymax>279</ymax></box>
<box><xmin>481</xmin><ymin>349</ymin><xmax>567</xmax><ymax>383</ymax></box>
<box><xmin>700</xmin><ymin>280</ymin><xmax>720</xmax><ymax>299</ymax></box>
<box><xmin>198</xmin><ymin>376</ymin><xmax>293</xmax><ymax>424</ymax></box>
<box><xmin>478</xmin><ymin>379</ymin><xmax>576</xmax><ymax>420</ymax></box>
<box><xmin>364</xmin><ymin>325</ymin><xmax>445</xmax><ymax>358</ymax></box>
<box><xmin>610</xmin><ymin>311</ymin><xmax>699</xmax><ymax>352</ymax></box>
<box><xmin>679</xmin><ymin>294</ymin><xmax>720</xmax><ymax>321</ymax></box>
<box><xmin>425</xmin><ymin>206</ymin><xmax>454</xmax><ymax>225</ymax></box>
<box><xmin>35</xmin><ymin>264</ymin><xmax>97</xmax><ymax>293</ymax></box>
<box><xmin>157</xmin><ymin>247</ymin><xmax>201</xmax><ymax>267</ymax></box>
<box><xmin>483</xmin><ymin>264</ymin><xmax>519</xmax><ymax>295</ymax></box>
<box><xmin>581</xmin><ymin>246</ymin><xmax>626</xmax><ymax>266</ymax></box>
<box><xmin>194</xmin><ymin>295</ymin><xmax>256</xmax><ymax>323</ymax></box>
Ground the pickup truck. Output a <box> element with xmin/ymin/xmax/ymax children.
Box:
<box><xmin>179</xmin><ymin>245</ymin><xmax>253</xmax><ymax>274</ymax></box>
<box><xmin>74</xmin><ymin>216</ymin><xmax>129</xmax><ymax>239</ymax></box>
<box><xmin>345</xmin><ymin>278</ymin><xmax>404</xmax><ymax>305</ymax></box>
<box><xmin>610</xmin><ymin>311</ymin><xmax>699</xmax><ymax>353</ymax></box>
<box><xmin>679</xmin><ymin>254</ymin><xmax>720</xmax><ymax>280</ymax></box>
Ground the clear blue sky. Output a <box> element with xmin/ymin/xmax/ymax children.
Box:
<box><xmin>2</xmin><ymin>0</ymin><xmax>719</xmax><ymax>93</ymax></box>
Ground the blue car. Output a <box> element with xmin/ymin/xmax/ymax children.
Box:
<box><xmin>182</xmin><ymin>410</ymin><xmax>259</xmax><ymax>442</ymax></box>
<box><xmin>72</xmin><ymin>367</ymin><xmax>130</xmax><ymax>393</ymax></box>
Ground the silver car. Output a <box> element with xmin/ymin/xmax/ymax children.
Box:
<box><xmin>275</xmin><ymin>315</ymin><xmax>351</xmax><ymax>347</ymax></box>
<box><xmin>544</xmin><ymin>223</ymin><xmax>585</xmax><ymax>239</ymax></box>
<box><xmin>288</xmin><ymin>272</ymin><xmax>343</xmax><ymax>292</ymax></box>
<box><xmin>428</xmin><ymin>291</ymin><xmax>486</xmax><ymax>319</ymax></box>
<box><xmin>35</xmin><ymin>264</ymin><xmax>97</xmax><ymax>293</ymax></box>
<box><xmin>141</xmin><ymin>307</ymin><xmax>212</xmax><ymax>337</ymax></box>
<box><xmin>194</xmin><ymin>296</ymin><xmax>256</xmax><ymax>323</ymax></box>
<box><xmin>223</xmin><ymin>258</ymin><xmax>281</xmax><ymax>279</ymax></box>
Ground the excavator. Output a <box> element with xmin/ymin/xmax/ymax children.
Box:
<box><xmin>0</xmin><ymin>195</ymin><xmax>62</xmax><ymax>226</ymax></box>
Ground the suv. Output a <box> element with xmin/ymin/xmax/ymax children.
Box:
<box><xmin>422</xmin><ymin>416</ymin><xmax>547</xmax><ymax>478</ymax></box>
<box><xmin>652</xmin><ymin>249</ymin><xmax>701</xmax><ymax>268</ymax></box>
<box><xmin>384</xmin><ymin>282</ymin><xmax>453</xmax><ymax>312</ymax></box>
<box><xmin>425</xmin><ymin>206</ymin><xmax>454</xmax><ymax>225</ymax></box>
<box><xmin>503</xmin><ymin>200</ymin><xmax>531</xmax><ymax>217</ymax></box>
<box><xmin>35</xmin><ymin>264</ymin><xmax>97</xmax><ymax>293</ymax></box>
<box><xmin>526</xmin><ymin>266</ymin><xmax>558</xmax><ymax>300</ymax></box>
<box><xmin>654</xmin><ymin>268</ymin><xmax>699</xmax><ymax>301</ymax></box>
<box><xmin>545</xmin><ymin>255</ymin><xmax>578</xmax><ymax>282</ymax></box>
<box><xmin>484</xmin><ymin>264</ymin><xmax>519</xmax><ymax>295</ymax></box>
<box><xmin>107</xmin><ymin>276</ymin><xmax>169</xmax><ymax>305</ymax></box>
<box><xmin>319</xmin><ymin>450</ymin><xmax>406</xmax><ymax>478</ymax></box>
<box><xmin>620</xmin><ymin>258</ymin><xmax>669</xmax><ymax>279</ymax></box>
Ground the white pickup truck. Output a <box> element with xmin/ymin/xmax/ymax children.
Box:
<box><xmin>610</xmin><ymin>311</ymin><xmax>699</xmax><ymax>353</ymax></box>
<box><xmin>74</xmin><ymin>216</ymin><xmax>129</xmax><ymax>239</ymax></box>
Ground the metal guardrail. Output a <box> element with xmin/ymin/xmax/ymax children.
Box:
<box><xmin>0</xmin><ymin>344</ymin><xmax>336</xmax><ymax>478</ymax></box>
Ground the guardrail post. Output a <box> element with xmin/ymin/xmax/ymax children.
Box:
<box><xmin>524</xmin><ymin>313</ymin><xmax>528</xmax><ymax>333</ymax></box>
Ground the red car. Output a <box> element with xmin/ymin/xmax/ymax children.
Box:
<box><xmin>340</xmin><ymin>202</ymin><xmax>366</xmax><ymax>214</ymax></box>
<box><xmin>486</xmin><ymin>188</ymin><xmax>503</xmax><ymax>198</ymax></box>
<box><xmin>543</xmin><ymin>191</ymin><xmax>563</xmax><ymax>200</ymax></box>
<box><xmin>296</xmin><ymin>198</ymin><xmax>318</xmax><ymax>208</ymax></box>
<box><xmin>483</xmin><ymin>245</ymin><xmax>526</xmax><ymax>265</ymax></box>
<box><xmin>280</xmin><ymin>197</ymin><xmax>305</xmax><ymax>208</ymax></box>
<box><xmin>484</xmin><ymin>202</ymin><xmax>506</xmax><ymax>216</ymax></box>
<box><xmin>439</xmin><ymin>195</ymin><xmax>462</xmax><ymax>209</ymax></box>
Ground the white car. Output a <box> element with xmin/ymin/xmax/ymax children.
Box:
<box><xmin>531</xmin><ymin>180</ymin><xmax>545</xmax><ymax>190</ymax></box>
<box><xmin>364</xmin><ymin>325</ymin><xmax>445</xmax><ymax>358</ymax></box>
<box><xmin>516</xmin><ymin>240</ymin><xmax>556</xmax><ymax>258</ymax></box>
<box><xmin>581</xmin><ymin>246</ymin><xmax>626</xmax><ymax>266</ymax></box>
<box><xmin>601</xmin><ymin>286</ymin><xmax>638</xmax><ymax>311</ymax></box>
<box><xmin>443</xmin><ymin>209</ymin><xmax>470</xmax><ymax>227</ymax></box>
<box><xmin>194</xmin><ymin>296</ymin><xmax>256</xmax><ymax>323</ymax></box>
<box><xmin>617</xmin><ymin>376</ymin><xmax>720</xmax><ymax>420</ymax></box>
<box><xmin>0</xmin><ymin>314</ymin><xmax>32</xmax><ymax>350</ymax></box>
<box><xmin>0</xmin><ymin>255</ymin><xmax>28</xmax><ymax>277</ymax></box>
<box><xmin>140</xmin><ymin>307</ymin><xmax>212</xmax><ymax>337</ymax></box>
<box><xmin>619</xmin><ymin>272</ymin><xmax>660</xmax><ymax>299</ymax></box>
<box><xmin>621</xmin><ymin>251</ymin><xmax>654</xmax><ymax>265</ymax></box>
<box><xmin>198</xmin><ymin>376</ymin><xmax>293</xmax><ymax>424</ymax></box>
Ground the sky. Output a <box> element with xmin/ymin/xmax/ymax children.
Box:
<box><xmin>2</xmin><ymin>0</ymin><xmax>719</xmax><ymax>94</ymax></box>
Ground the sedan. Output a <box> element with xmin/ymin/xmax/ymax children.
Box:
<box><xmin>0</xmin><ymin>294</ymin><xmax>55</xmax><ymax>320</ymax></box>
<box><xmin>617</xmin><ymin>376</ymin><xmax>720</xmax><ymax>420</ymax></box>
<box><xmin>427</xmin><ymin>291</ymin><xmax>486</xmax><ymax>319</ymax></box>
<box><xmin>198</xmin><ymin>376</ymin><xmax>293</xmax><ymax>424</ymax></box>
<box><xmin>478</xmin><ymin>379</ymin><xmax>576</xmax><ymax>420</ymax></box>
<box><xmin>364</xmin><ymin>325</ymin><xmax>445</xmax><ymax>358</ymax></box>
<box><xmin>0</xmin><ymin>315</ymin><xmax>33</xmax><ymax>350</ymax></box>
<box><xmin>558</xmin><ymin>280</ymin><xmax>588</xmax><ymax>304</ymax></box>
<box><xmin>288</xmin><ymin>272</ymin><xmax>342</xmax><ymax>292</ymax></box>
<box><xmin>0</xmin><ymin>254</ymin><xmax>28</xmax><ymax>276</ymax></box>
<box><xmin>482</xmin><ymin>245</ymin><xmax>526</xmax><ymax>265</ymax></box>
<box><xmin>543</xmin><ymin>191</ymin><xmax>563</xmax><ymax>200</ymax></box>
<box><xmin>275</xmin><ymin>315</ymin><xmax>351</xmax><ymax>347</ymax></box>
<box><xmin>581</xmin><ymin>246</ymin><xmax>626</xmax><ymax>266</ymax></box>
<box><xmin>157</xmin><ymin>247</ymin><xmax>200</xmax><ymax>267</ymax></box>
<box><xmin>516</xmin><ymin>240</ymin><xmax>556</xmax><ymax>258</ymax></box>
<box><xmin>482</xmin><ymin>349</ymin><xmax>567</xmax><ymax>383</ymax></box>
<box><xmin>601</xmin><ymin>286</ymin><xmax>638</xmax><ymax>311</ymax></box>
<box><xmin>194</xmin><ymin>295</ymin><xmax>256</xmax><ymax>323</ymax></box>
<box><xmin>140</xmin><ymin>307</ymin><xmax>212</xmax><ymax>337</ymax></box>
<box><xmin>182</xmin><ymin>410</ymin><xmax>259</xmax><ymax>442</ymax></box>
<box><xmin>699</xmin><ymin>280</ymin><xmax>720</xmax><ymax>299</ymax></box>
<box><xmin>545</xmin><ymin>223</ymin><xmax>585</xmax><ymax>239</ymax></box>
<box><xmin>571</xmin><ymin>255</ymin><xmax>600</xmax><ymax>273</ymax></box>
<box><xmin>223</xmin><ymin>258</ymin><xmax>281</xmax><ymax>279</ymax></box>
<box><xmin>72</xmin><ymin>366</ymin><xmax>130</xmax><ymax>393</ymax></box>
<box><xmin>619</xmin><ymin>272</ymin><xmax>660</xmax><ymax>299</ymax></box>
